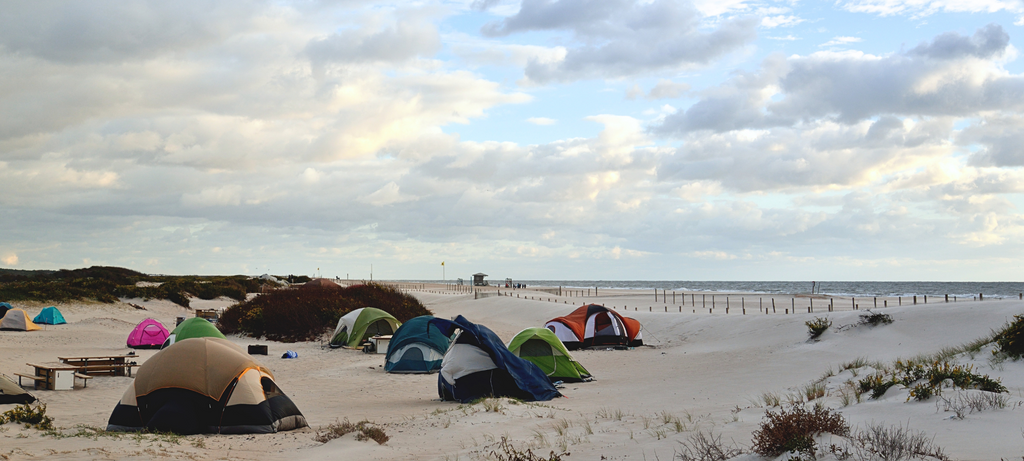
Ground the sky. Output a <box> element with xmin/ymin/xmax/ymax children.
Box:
<box><xmin>2</xmin><ymin>0</ymin><xmax>1024</xmax><ymax>281</ymax></box>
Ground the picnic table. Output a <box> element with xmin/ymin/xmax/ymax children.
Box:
<box><xmin>18</xmin><ymin>363</ymin><xmax>92</xmax><ymax>390</ymax></box>
<box><xmin>57</xmin><ymin>354</ymin><xmax>140</xmax><ymax>377</ymax></box>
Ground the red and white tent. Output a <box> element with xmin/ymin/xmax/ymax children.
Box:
<box><xmin>544</xmin><ymin>304</ymin><xmax>642</xmax><ymax>350</ymax></box>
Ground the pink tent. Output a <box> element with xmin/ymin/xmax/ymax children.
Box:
<box><xmin>127</xmin><ymin>319</ymin><xmax>169</xmax><ymax>349</ymax></box>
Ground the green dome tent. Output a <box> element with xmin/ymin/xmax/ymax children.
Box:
<box><xmin>33</xmin><ymin>306</ymin><xmax>67</xmax><ymax>325</ymax></box>
<box><xmin>508</xmin><ymin>327</ymin><xmax>592</xmax><ymax>383</ymax></box>
<box><xmin>162</xmin><ymin>317</ymin><xmax>226</xmax><ymax>349</ymax></box>
<box><xmin>329</xmin><ymin>307</ymin><xmax>401</xmax><ymax>348</ymax></box>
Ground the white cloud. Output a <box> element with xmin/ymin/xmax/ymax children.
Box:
<box><xmin>762</xmin><ymin>15</ymin><xmax>804</xmax><ymax>28</ymax></box>
<box><xmin>820</xmin><ymin>36</ymin><xmax>863</xmax><ymax>47</ymax></box>
<box><xmin>647</xmin><ymin>80</ymin><xmax>691</xmax><ymax>99</ymax></box>
<box><xmin>2</xmin><ymin>254</ymin><xmax>17</xmax><ymax>266</ymax></box>
<box><xmin>840</xmin><ymin>0</ymin><xmax>1024</xmax><ymax>18</ymax></box>
<box><xmin>526</xmin><ymin>117</ymin><xmax>556</xmax><ymax>125</ymax></box>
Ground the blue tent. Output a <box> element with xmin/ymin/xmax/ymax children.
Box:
<box><xmin>429</xmin><ymin>316</ymin><xmax>561</xmax><ymax>403</ymax></box>
<box><xmin>0</xmin><ymin>302</ymin><xmax>11</xmax><ymax>319</ymax></box>
<box><xmin>385</xmin><ymin>316</ymin><xmax>450</xmax><ymax>374</ymax></box>
<box><xmin>33</xmin><ymin>306</ymin><xmax>66</xmax><ymax>325</ymax></box>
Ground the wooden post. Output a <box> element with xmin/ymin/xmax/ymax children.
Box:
<box><xmin>702</xmin><ymin>294</ymin><xmax>706</xmax><ymax>308</ymax></box>
<box><xmin>772</xmin><ymin>298</ymin><xmax>776</xmax><ymax>313</ymax></box>
<box><xmin>913</xmin><ymin>295</ymin><xmax>917</xmax><ymax>305</ymax></box>
<box><xmin>980</xmin><ymin>293</ymin><xmax>984</xmax><ymax>301</ymax></box>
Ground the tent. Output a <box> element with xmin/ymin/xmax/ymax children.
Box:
<box><xmin>127</xmin><ymin>319</ymin><xmax>170</xmax><ymax>349</ymax></box>
<box><xmin>329</xmin><ymin>307</ymin><xmax>401</xmax><ymax>348</ymax></box>
<box><xmin>301</xmin><ymin>278</ymin><xmax>340</xmax><ymax>290</ymax></box>
<box><xmin>0</xmin><ymin>302</ymin><xmax>11</xmax><ymax>319</ymax></box>
<box><xmin>0</xmin><ymin>374</ymin><xmax>36</xmax><ymax>404</ymax></box>
<box><xmin>162</xmin><ymin>317</ymin><xmax>226</xmax><ymax>349</ymax></box>
<box><xmin>544</xmin><ymin>304</ymin><xmax>643</xmax><ymax>350</ymax></box>
<box><xmin>0</xmin><ymin>309</ymin><xmax>42</xmax><ymax>331</ymax></box>
<box><xmin>106</xmin><ymin>337</ymin><xmax>307</xmax><ymax>434</ymax></box>
<box><xmin>508</xmin><ymin>327</ymin><xmax>592</xmax><ymax>383</ymax></box>
<box><xmin>385</xmin><ymin>315</ymin><xmax>450</xmax><ymax>374</ymax></box>
<box><xmin>429</xmin><ymin>315</ymin><xmax>561</xmax><ymax>403</ymax></box>
<box><xmin>33</xmin><ymin>306</ymin><xmax>67</xmax><ymax>325</ymax></box>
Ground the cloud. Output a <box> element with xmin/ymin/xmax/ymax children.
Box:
<box><xmin>2</xmin><ymin>254</ymin><xmax>17</xmax><ymax>266</ymax></box>
<box><xmin>526</xmin><ymin>117</ymin><xmax>556</xmax><ymax>125</ymax></box>
<box><xmin>647</xmin><ymin>80</ymin><xmax>691</xmax><ymax>99</ymax></box>
<box><xmin>840</xmin><ymin>0</ymin><xmax>1024</xmax><ymax>18</ymax></box>
<box><xmin>959</xmin><ymin>116</ymin><xmax>1024</xmax><ymax>167</ymax></box>
<box><xmin>481</xmin><ymin>0</ymin><xmax>758</xmax><ymax>83</ymax></box>
<box><xmin>656</xmin><ymin>24</ymin><xmax>1022</xmax><ymax>135</ymax></box>
<box><xmin>762</xmin><ymin>15</ymin><xmax>804</xmax><ymax>28</ymax></box>
<box><xmin>0</xmin><ymin>1</ymin><xmax>260</xmax><ymax>64</ymax></box>
<box><xmin>820</xmin><ymin>36</ymin><xmax>863</xmax><ymax>47</ymax></box>
<box><xmin>304</xmin><ymin>17</ymin><xmax>441</xmax><ymax>66</ymax></box>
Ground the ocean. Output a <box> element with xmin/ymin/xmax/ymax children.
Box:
<box><xmin>408</xmin><ymin>280</ymin><xmax>1024</xmax><ymax>299</ymax></box>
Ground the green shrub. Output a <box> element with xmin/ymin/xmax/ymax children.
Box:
<box><xmin>1</xmin><ymin>403</ymin><xmax>54</xmax><ymax>430</ymax></box>
<box><xmin>858</xmin><ymin>373</ymin><xmax>898</xmax><ymax>399</ymax></box>
<box><xmin>751</xmin><ymin>404</ymin><xmax>849</xmax><ymax>458</ymax></box>
<box><xmin>994</xmin><ymin>314</ymin><xmax>1024</xmax><ymax>358</ymax></box>
<box><xmin>859</xmin><ymin>311</ymin><xmax>893</xmax><ymax>326</ymax></box>
<box><xmin>805</xmin><ymin>317</ymin><xmax>832</xmax><ymax>339</ymax></box>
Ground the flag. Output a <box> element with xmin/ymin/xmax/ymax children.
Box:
<box><xmin>441</xmin><ymin>261</ymin><xmax>445</xmax><ymax>266</ymax></box>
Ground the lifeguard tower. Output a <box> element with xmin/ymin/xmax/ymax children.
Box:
<box><xmin>472</xmin><ymin>273</ymin><xmax>488</xmax><ymax>286</ymax></box>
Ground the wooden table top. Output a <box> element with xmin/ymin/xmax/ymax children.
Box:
<box><xmin>58</xmin><ymin>354</ymin><xmax>138</xmax><ymax>361</ymax></box>
<box><xmin>27</xmin><ymin>362</ymin><xmax>81</xmax><ymax>371</ymax></box>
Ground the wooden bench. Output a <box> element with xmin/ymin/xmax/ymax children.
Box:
<box><xmin>13</xmin><ymin>372</ymin><xmax>46</xmax><ymax>388</ymax></box>
<box><xmin>73</xmin><ymin>373</ymin><xmax>92</xmax><ymax>387</ymax></box>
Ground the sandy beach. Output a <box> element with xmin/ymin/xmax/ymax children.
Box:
<box><xmin>2</xmin><ymin>285</ymin><xmax>1023</xmax><ymax>460</ymax></box>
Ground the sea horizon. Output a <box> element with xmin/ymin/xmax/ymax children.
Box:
<box><xmin>382</xmin><ymin>279</ymin><xmax>1024</xmax><ymax>299</ymax></box>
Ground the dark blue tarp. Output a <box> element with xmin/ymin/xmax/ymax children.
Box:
<box><xmin>429</xmin><ymin>315</ymin><xmax>561</xmax><ymax>403</ymax></box>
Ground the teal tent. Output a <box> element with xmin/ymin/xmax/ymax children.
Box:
<box><xmin>385</xmin><ymin>316</ymin><xmax>450</xmax><ymax>373</ymax></box>
<box><xmin>0</xmin><ymin>302</ymin><xmax>11</xmax><ymax>319</ymax></box>
<box><xmin>33</xmin><ymin>306</ymin><xmax>67</xmax><ymax>325</ymax></box>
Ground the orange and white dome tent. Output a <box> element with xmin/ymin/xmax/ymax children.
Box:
<box><xmin>0</xmin><ymin>309</ymin><xmax>42</xmax><ymax>331</ymax></box>
<box><xmin>544</xmin><ymin>304</ymin><xmax>642</xmax><ymax>350</ymax></box>
<box><xmin>107</xmin><ymin>337</ymin><xmax>307</xmax><ymax>434</ymax></box>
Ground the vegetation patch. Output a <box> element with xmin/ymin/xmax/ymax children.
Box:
<box><xmin>1</xmin><ymin>403</ymin><xmax>54</xmax><ymax>430</ymax></box>
<box><xmin>858</xmin><ymin>311</ymin><xmax>893</xmax><ymax>326</ymax></box>
<box><xmin>0</xmin><ymin>266</ymin><xmax>272</xmax><ymax>307</ymax></box>
<box><xmin>218</xmin><ymin>282</ymin><xmax>430</xmax><ymax>342</ymax></box>
<box><xmin>993</xmin><ymin>314</ymin><xmax>1024</xmax><ymax>359</ymax></box>
<box><xmin>751</xmin><ymin>404</ymin><xmax>849</xmax><ymax>458</ymax></box>
<box><xmin>805</xmin><ymin>317</ymin><xmax>832</xmax><ymax>339</ymax></box>
<box><xmin>856</xmin><ymin>359</ymin><xmax>1006</xmax><ymax>401</ymax></box>
<box><xmin>490</xmin><ymin>436</ymin><xmax>567</xmax><ymax>461</ymax></box>
<box><xmin>314</xmin><ymin>419</ymin><xmax>389</xmax><ymax>445</ymax></box>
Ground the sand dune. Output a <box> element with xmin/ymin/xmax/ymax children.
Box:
<box><xmin>1</xmin><ymin>287</ymin><xmax>1022</xmax><ymax>460</ymax></box>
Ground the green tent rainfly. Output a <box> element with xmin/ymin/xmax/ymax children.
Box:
<box><xmin>329</xmin><ymin>307</ymin><xmax>401</xmax><ymax>348</ymax></box>
<box><xmin>162</xmin><ymin>317</ymin><xmax>226</xmax><ymax>348</ymax></box>
<box><xmin>508</xmin><ymin>327</ymin><xmax>592</xmax><ymax>383</ymax></box>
